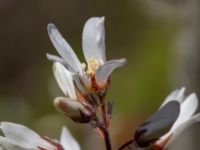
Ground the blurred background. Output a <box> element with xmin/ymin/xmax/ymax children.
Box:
<box><xmin>0</xmin><ymin>0</ymin><xmax>200</xmax><ymax>149</ymax></box>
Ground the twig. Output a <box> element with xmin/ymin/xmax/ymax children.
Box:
<box><xmin>102</xmin><ymin>127</ymin><xmax>112</xmax><ymax>150</ymax></box>
<box><xmin>118</xmin><ymin>139</ymin><xmax>134</xmax><ymax>150</ymax></box>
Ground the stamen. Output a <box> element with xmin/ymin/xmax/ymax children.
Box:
<box><xmin>87</xmin><ymin>58</ymin><xmax>100</xmax><ymax>75</ymax></box>
<box><xmin>81</xmin><ymin>63</ymin><xmax>86</xmax><ymax>70</ymax></box>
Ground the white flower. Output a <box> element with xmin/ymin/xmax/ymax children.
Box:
<box><xmin>0</xmin><ymin>122</ymin><xmax>81</xmax><ymax>150</ymax></box>
<box><xmin>47</xmin><ymin>17</ymin><xmax>126</xmax><ymax>95</ymax></box>
<box><xmin>46</xmin><ymin>17</ymin><xmax>126</xmax><ymax>122</ymax></box>
<box><xmin>133</xmin><ymin>87</ymin><xmax>200</xmax><ymax>149</ymax></box>
<box><xmin>153</xmin><ymin>87</ymin><xmax>200</xmax><ymax>149</ymax></box>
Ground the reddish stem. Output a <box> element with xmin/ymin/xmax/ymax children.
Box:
<box><xmin>118</xmin><ymin>140</ymin><xmax>132</xmax><ymax>150</ymax></box>
<box><xmin>99</xmin><ymin>94</ymin><xmax>112</xmax><ymax>150</ymax></box>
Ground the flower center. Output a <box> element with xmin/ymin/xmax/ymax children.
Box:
<box><xmin>82</xmin><ymin>58</ymin><xmax>100</xmax><ymax>75</ymax></box>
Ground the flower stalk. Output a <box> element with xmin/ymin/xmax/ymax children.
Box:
<box><xmin>98</xmin><ymin>95</ymin><xmax>112</xmax><ymax>150</ymax></box>
<box><xmin>102</xmin><ymin>127</ymin><xmax>112</xmax><ymax>150</ymax></box>
<box><xmin>89</xmin><ymin>89</ymin><xmax>113</xmax><ymax>150</ymax></box>
<box><xmin>118</xmin><ymin>139</ymin><xmax>134</xmax><ymax>150</ymax></box>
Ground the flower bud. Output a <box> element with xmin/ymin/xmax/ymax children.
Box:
<box><xmin>54</xmin><ymin>97</ymin><xmax>93</xmax><ymax>123</ymax></box>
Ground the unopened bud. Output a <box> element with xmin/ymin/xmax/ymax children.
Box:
<box><xmin>54</xmin><ymin>97</ymin><xmax>93</xmax><ymax>123</ymax></box>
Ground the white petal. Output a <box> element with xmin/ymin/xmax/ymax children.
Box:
<box><xmin>0</xmin><ymin>136</ymin><xmax>29</xmax><ymax>150</ymax></box>
<box><xmin>48</xmin><ymin>23</ymin><xmax>83</xmax><ymax>74</ymax></box>
<box><xmin>47</xmin><ymin>53</ymin><xmax>74</xmax><ymax>72</ymax></box>
<box><xmin>170</xmin><ymin>93</ymin><xmax>198</xmax><ymax>132</ymax></box>
<box><xmin>79</xmin><ymin>74</ymin><xmax>91</xmax><ymax>89</ymax></box>
<box><xmin>73</xmin><ymin>74</ymin><xmax>89</xmax><ymax>96</ymax></box>
<box><xmin>139</xmin><ymin>118</ymin><xmax>173</xmax><ymax>142</ymax></box>
<box><xmin>145</xmin><ymin>101</ymin><xmax>180</xmax><ymax>124</ymax></box>
<box><xmin>166</xmin><ymin>113</ymin><xmax>200</xmax><ymax>148</ymax></box>
<box><xmin>47</xmin><ymin>53</ymin><xmax>63</xmax><ymax>63</ymax></box>
<box><xmin>53</xmin><ymin>62</ymin><xmax>76</xmax><ymax>99</ymax></box>
<box><xmin>160</xmin><ymin>87</ymin><xmax>185</xmax><ymax>108</ymax></box>
<box><xmin>82</xmin><ymin>17</ymin><xmax>106</xmax><ymax>64</ymax></box>
<box><xmin>0</xmin><ymin>122</ymin><xmax>53</xmax><ymax>149</ymax></box>
<box><xmin>95</xmin><ymin>58</ymin><xmax>127</xmax><ymax>86</ymax></box>
<box><xmin>60</xmin><ymin>127</ymin><xmax>81</xmax><ymax>150</ymax></box>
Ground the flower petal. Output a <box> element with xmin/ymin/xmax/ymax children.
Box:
<box><xmin>160</xmin><ymin>87</ymin><xmax>185</xmax><ymax>108</ymax></box>
<box><xmin>146</xmin><ymin>101</ymin><xmax>180</xmax><ymax>124</ymax></box>
<box><xmin>0</xmin><ymin>122</ymin><xmax>53</xmax><ymax>149</ymax></box>
<box><xmin>60</xmin><ymin>127</ymin><xmax>81</xmax><ymax>150</ymax></box>
<box><xmin>166</xmin><ymin>113</ymin><xmax>200</xmax><ymax>148</ymax></box>
<box><xmin>73</xmin><ymin>74</ymin><xmax>89</xmax><ymax>96</ymax></box>
<box><xmin>0</xmin><ymin>136</ymin><xmax>29</xmax><ymax>150</ymax></box>
<box><xmin>53</xmin><ymin>62</ymin><xmax>76</xmax><ymax>99</ymax></box>
<box><xmin>136</xmin><ymin>118</ymin><xmax>173</xmax><ymax>147</ymax></box>
<box><xmin>135</xmin><ymin>101</ymin><xmax>180</xmax><ymax>148</ymax></box>
<box><xmin>47</xmin><ymin>23</ymin><xmax>83</xmax><ymax>74</ymax></box>
<box><xmin>95</xmin><ymin>58</ymin><xmax>127</xmax><ymax>86</ymax></box>
<box><xmin>170</xmin><ymin>93</ymin><xmax>198</xmax><ymax>132</ymax></box>
<box><xmin>54</xmin><ymin>97</ymin><xmax>93</xmax><ymax>123</ymax></box>
<box><xmin>82</xmin><ymin>17</ymin><xmax>106</xmax><ymax>64</ymax></box>
<box><xmin>47</xmin><ymin>53</ymin><xmax>74</xmax><ymax>71</ymax></box>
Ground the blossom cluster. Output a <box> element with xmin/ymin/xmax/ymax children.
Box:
<box><xmin>47</xmin><ymin>17</ymin><xmax>126</xmax><ymax>125</ymax></box>
<box><xmin>0</xmin><ymin>17</ymin><xmax>199</xmax><ymax>150</ymax></box>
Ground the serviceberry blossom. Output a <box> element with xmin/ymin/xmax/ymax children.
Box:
<box><xmin>0</xmin><ymin>122</ymin><xmax>80</xmax><ymax>150</ymax></box>
<box><xmin>119</xmin><ymin>87</ymin><xmax>200</xmax><ymax>150</ymax></box>
<box><xmin>47</xmin><ymin>17</ymin><xmax>126</xmax><ymax>123</ymax></box>
<box><xmin>152</xmin><ymin>87</ymin><xmax>200</xmax><ymax>150</ymax></box>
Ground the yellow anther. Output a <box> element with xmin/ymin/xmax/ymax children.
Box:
<box><xmin>87</xmin><ymin>58</ymin><xmax>100</xmax><ymax>75</ymax></box>
<box><xmin>81</xmin><ymin>63</ymin><xmax>87</xmax><ymax>70</ymax></box>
